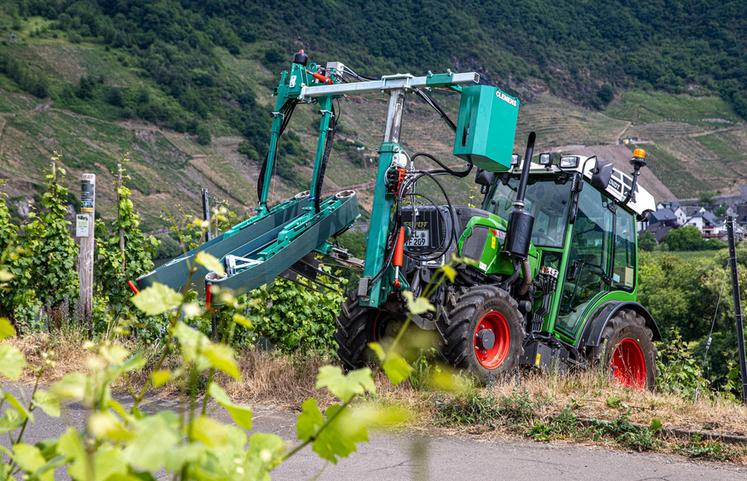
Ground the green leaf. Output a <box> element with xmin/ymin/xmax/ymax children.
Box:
<box><xmin>382</xmin><ymin>353</ymin><xmax>413</xmax><ymax>385</ymax></box>
<box><xmin>33</xmin><ymin>390</ymin><xmax>60</xmax><ymax>417</ymax></box>
<box><xmin>150</xmin><ymin>369</ymin><xmax>171</xmax><ymax>388</ymax></box>
<box><xmin>4</xmin><ymin>391</ymin><xmax>32</xmax><ymax>422</ymax></box>
<box><xmin>190</xmin><ymin>415</ymin><xmax>234</xmax><ymax>448</ymax></box>
<box><xmin>441</xmin><ymin>265</ymin><xmax>457</xmax><ymax>283</ymax></box>
<box><xmin>312</xmin><ymin>404</ymin><xmax>368</xmax><ymax>463</ymax></box>
<box><xmin>208</xmin><ymin>383</ymin><xmax>253</xmax><ymax>430</ymax></box>
<box><xmin>91</xmin><ymin>445</ymin><xmax>128</xmax><ymax>481</ymax></box>
<box><xmin>246</xmin><ymin>433</ymin><xmax>285</xmax><ymax>480</ymax></box>
<box><xmin>88</xmin><ymin>411</ymin><xmax>131</xmax><ymax>442</ymax></box>
<box><xmin>0</xmin><ymin>407</ymin><xmax>24</xmax><ymax>433</ymax></box>
<box><xmin>58</xmin><ymin>428</ymin><xmax>88</xmax><ymax>480</ymax></box>
<box><xmin>349</xmin><ymin>402</ymin><xmax>411</xmax><ymax>429</ymax></box>
<box><xmin>650</xmin><ymin>418</ymin><xmax>663</xmax><ymax>433</ymax></box>
<box><xmin>315</xmin><ymin>366</ymin><xmax>376</xmax><ymax>402</ymax></box>
<box><xmin>402</xmin><ymin>291</ymin><xmax>435</xmax><ymax>315</ymax></box>
<box><xmin>194</xmin><ymin>251</ymin><xmax>225</xmax><ymax>277</ymax></box>
<box><xmin>203</xmin><ymin>343</ymin><xmax>240</xmax><ymax>380</ymax></box>
<box><xmin>296</xmin><ymin>398</ymin><xmax>323</xmax><ymax>442</ymax></box>
<box><xmin>50</xmin><ymin>373</ymin><xmax>88</xmax><ymax>401</ymax></box>
<box><xmin>173</xmin><ymin>321</ymin><xmax>238</xmax><ymax>378</ymax></box>
<box><xmin>163</xmin><ymin>444</ymin><xmax>205</xmax><ymax>472</ymax></box>
<box><xmin>232</xmin><ymin>313</ymin><xmax>253</xmax><ymax>329</ymax></box>
<box><xmin>13</xmin><ymin>443</ymin><xmax>53</xmax><ymax>481</ymax></box>
<box><xmin>123</xmin><ymin>412</ymin><xmax>180</xmax><ymax>471</ymax></box>
<box><xmin>131</xmin><ymin>282</ymin><xmax>183</xmax><ymax>315</ymax></box>
<box><xmin>368</xmin><ymin>342</ymin><xmax>385</xmax><ymax>362</ymax></box>
<box><xmin>0</xmin><ymin>317</ymin><xmax>16</xmax><ymax>340</ymax></box>
<box><xmin>0</xmin><ymin>344</ymin><xmax>25</xmax><ymax>380</ymax></box>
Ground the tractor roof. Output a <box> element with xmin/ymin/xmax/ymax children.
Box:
<box><xmin>511</xmin><ymin>156</ymin><xmax>656</xmax><ymax>217</ymax></box>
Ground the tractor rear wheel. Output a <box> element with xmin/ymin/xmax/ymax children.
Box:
<box><xmin>592</xmin><ymin>310</ymin><xmax>656</xmax><ymax>391</ymax></box>
<box><xmin>335</xmin><ymin>298</ymin><xmax>404</xmax><ymax>370</ymax></box>
<box><xmin>438</xmin><ymin>286</ymin><xmax>524</xmax><ymax>383</ymax></box>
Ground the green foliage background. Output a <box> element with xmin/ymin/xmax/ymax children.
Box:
<box><xmin>0</xmin><ymin>0</ymin><xmax>745</xmax><ymax>164</ymax></box>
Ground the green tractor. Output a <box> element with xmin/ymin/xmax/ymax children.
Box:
<box><xmin>136</xmin><ymin>51</ymin><xmax>660</xmax><ymax>389</ymax></box>
<box><xmin>337</xmin><ymin>141</ymin><xmax>660</xmax><ymax>389</ymax></box>
<box><xmin>333</xmin><ymin>82</ymin><xmax>661</xmax><ymax>389</ymax></box>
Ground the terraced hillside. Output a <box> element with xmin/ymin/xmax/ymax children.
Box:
<box><xmin>0</xmin><ymin>18</ymin><xmax>745</xmax><ymax>227</ymax></box>
<box><xmin>607</xmin><ymin>91</ymin><xmax>747</xmax><ymax>198</ymax></box>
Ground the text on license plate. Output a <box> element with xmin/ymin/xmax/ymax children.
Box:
<box><xmin>406</xmin><ymin>230</ymin><xmax>429</xmax><ymax>247</ymax></box>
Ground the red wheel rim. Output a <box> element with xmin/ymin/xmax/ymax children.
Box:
<box><xmin>610</xmin><ymin>337</ymin><xmax>647</xmax><ymax>389</ymax></box>
<box><xmin>474</xmin><ymin>310</ymin><xmax>511</xmax><ymax>369</ymax></box>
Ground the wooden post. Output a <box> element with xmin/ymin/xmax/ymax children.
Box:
<box><xmin>76</xmin><ymin>173</ymin><xmax>95</xmax><ymax>336</ymax></box>
<box><xmin>117</xmin><ymin>162</ymin><xmax>126</xmax><ymax>271</ymax></box>
<box><xmin>202</xmin><ymin>188</ymin><xmax>212</xmax><ymax>242</ymax></box>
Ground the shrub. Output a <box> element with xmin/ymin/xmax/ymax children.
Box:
<box><xmin>246</xmin><ymin>274</ymin><xmax>345</xmax><ymax>353</ymax></box>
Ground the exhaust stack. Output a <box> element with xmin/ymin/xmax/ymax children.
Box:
<box><xmin>505</xmin><ymin>132</ymin><xmax>536</xmax><ymax>260</ymax></box>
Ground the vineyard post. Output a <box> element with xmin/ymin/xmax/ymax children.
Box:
<box><xmin>202</xmin><ymin>188</ymin><xmax>212</xmax><ymax>242</ymax></box>
<box><xmin>76</xmin><ymin>173</ymin><xmax>95</xmax><ymax>335</ymax></box>
<box><xmin>117</xmin><ymin>162</ymin><xmax>125</xmax><ymax>270</ymax></box>
<box><xmin>727</xmin><ymin>217</ymin><xmax>747</xmax><ymax>404</ymax></box>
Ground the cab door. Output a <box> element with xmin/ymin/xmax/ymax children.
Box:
<box><xmin>555</xmin><ymin>185</ymin><xmax>614</xmax><ymax>337</ymax></box>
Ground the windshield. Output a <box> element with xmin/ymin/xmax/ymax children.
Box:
<box><xmin>488</xmin><ymin>176</ymin><xmax>572</xmax><ymax>248</ymax></box>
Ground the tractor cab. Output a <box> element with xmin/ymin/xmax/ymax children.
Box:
<box><xmin>464</xmin><ymin>152</ymin><xmax>658</xmax><ymax>378</ymax></box>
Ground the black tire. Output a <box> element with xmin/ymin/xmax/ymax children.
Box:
<box><xmin>335</xmin><ymin>298</ymin><xmax>404</xmax><ymax>370</ymax></box>
<box><xmin>438</xmin><ymin>285</ymin><xmax>525</xmax><ymax>383</ymax></box>
<box><xmin>591</xmin><ymin>309</ymin><xmax>657</xmax><ymax>391</ymax></box>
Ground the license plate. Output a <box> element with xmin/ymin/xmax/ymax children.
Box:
<box><xmin>406</xmin><ymin>230</ymin><xmax>429</xmax><ymax>247</ymax></box>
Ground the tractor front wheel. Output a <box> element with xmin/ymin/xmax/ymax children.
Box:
<box><xmin>438</xmin><ymin>286</ymin><xmax>524</xmax><ymax>383</ymax></box>
<box><xmin>592</xmin><ymin>310</ymin><xmax>657</xmax><ymax>391</ymax></box>
<box><xmin>335</xmin><ymin>298</ymin><xmax>405</xmax><ymax>370</ymax></box>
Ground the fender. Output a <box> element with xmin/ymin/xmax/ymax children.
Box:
<box><xmin>580</xmin><ymin>301</ymin><xmax>662</xmax><ymax>349</ymax></box>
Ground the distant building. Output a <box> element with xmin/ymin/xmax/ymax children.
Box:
<box><xmin>657</xmin><ymin>201</ymin><xmax>687</xmax><ymax>225</ymax></box>
<box><xmin>648</xmin><ymin>207</ymin><xmax>678</xmax><ymax>227</ymax></box>
<box><xmin>685</xmin><ymin>209</ymin><xmax>724</xmax><ymax>238</ymax></box>
<box><xmin>644</xmin><ymin>223</ymin><xmax>674</xmax><ymax>243</ymax></box>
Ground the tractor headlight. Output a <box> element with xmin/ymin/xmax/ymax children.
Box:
<box><xmin>511</xmin><ymin>154</ymin><xmax>521</xmax><ymax>167</ymax></box>
<box><xmin>559</xmin><ymin>155</ymin><xmax>580</xmax><ymax>169</ymax></box>
<box><xmin>538</xmin><ymin>152</ymin><xmax>551</xmax><ymax>166</ymax></box>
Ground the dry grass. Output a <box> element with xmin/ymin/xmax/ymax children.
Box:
<box><xmin>8</xmin><ymin>335</ymin><xmax>747</xmax><ymax>461</ymax></box>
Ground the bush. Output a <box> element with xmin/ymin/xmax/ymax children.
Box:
<box><xmin>195</xmin><ymin>123</ymin><xmax>211</xmax><ymax>145</ymax></box>
<box><xmin>638</xmin><ymin>230</ymin><xmax>657</xmax><ymax>251</ymax></box>
<box><xmin>664</xmin><ymin>226</ymin><xmax>704</xmax><ymax>250</ymax></box>
<box><xmin>246</xmin><ymin>274</ymin><xmax>345</xmax><ymax>354</ymax></box>
<box><xmin>656</xmin><ymin>332</ymin><xmax>711</xmax><ymax>399</ymax></box>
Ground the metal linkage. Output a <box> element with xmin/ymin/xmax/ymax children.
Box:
<box><xmin>299</xmin><ymin>72</ymin><xmax>479</xmax><ymax>99</ymax></box>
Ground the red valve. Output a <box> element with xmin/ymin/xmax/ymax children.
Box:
<box><xmin>127</xmin><ymin>280</ymin><xmax>140</xmax><ymax>295</ymax></box>
<box><xmin>393</xmin><ymin>226</ymin><xmax>406</xmax><ymax>268</ymax></box>
<box><xmin>307</xmin><ymin>69</ymin><xmax>333</xmax><ymax>85</ymax></box>
<box><xmin>205</xmin><ymin>283</ymin><xmax>213</xmax><ymax>309</ymax></box>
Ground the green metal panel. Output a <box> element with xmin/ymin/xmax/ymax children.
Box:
<box><xmin>360</xmin><ymin>142</ymin><xmax>400</xmax><ymax>308</ymax></box>
<box><xmin>453</xmin><ymin>85</ymin><xmax>519</xmax><ymax>172</ymax></box>
<box><xmin>456</xmin><ymin>214</ymin><xmax>539</xmax><ymax>277</ymax></box>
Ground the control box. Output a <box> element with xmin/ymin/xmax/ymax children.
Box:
<box><xmin>453</xmin><ymin>85</ymin><xmax>520</xmax><ymax>172</ymax></box>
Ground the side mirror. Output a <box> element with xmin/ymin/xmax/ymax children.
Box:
<box><xmin>474</xmin><ymin>168</ymin><xmax>496</xmax><ymax>187</ymax></box>
<box><xmin>590</xmin><ymin>158</ymin><xmax>614</xmax><ymax>191</ymax></box>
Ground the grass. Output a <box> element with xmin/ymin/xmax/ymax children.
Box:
<box><xmin>606</xmin><ymin>91</ymin><xmax>740</xmax><ymax>126</ymax></box>
<box><xmin>697</xmin><ymin>132</ymin><xmax>746</xmax><ymax>163</ymax></box>
<box><xmin>633</xmin><ymin>143</ymin><xmax>703</xmax><ymax>197</ymax></box>
<box><xmin>10</xmin><ymin>333</ymin><xmax>747</xmax><ymax>463</ymax></box>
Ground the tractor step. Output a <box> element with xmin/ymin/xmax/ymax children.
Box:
<box><xmin>136</xmin><ymin>191</ymin><xmax>359</xmax><ymax>300</ymax></box>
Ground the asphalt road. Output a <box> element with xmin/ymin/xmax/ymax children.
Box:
<box><xmin>4</xmin><ymin>384</ymin><xmax>747</xmax><ymax>481</ymax></box>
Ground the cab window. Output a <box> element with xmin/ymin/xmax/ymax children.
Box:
<box><xmin>613</xmin><ymin>209</ymin><xmax>636</xmax><ymax>290</ymax></box>
<box><xmin>489</xmin><ymin>177</ymin><xmax>571</xmax><ymax>248</ymax></box>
